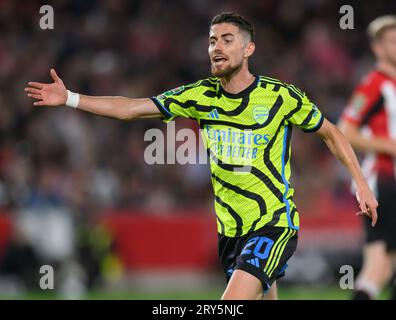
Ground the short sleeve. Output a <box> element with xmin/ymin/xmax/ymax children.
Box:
<box><xmin>286</xmin><ymin>87</ymin><xmax>324</xmax><ymax>132</ymax></box>
<box><xmin>150</xmin><ymin>84</ymin><xmax>200</xmax><ymax>123</ymax></box>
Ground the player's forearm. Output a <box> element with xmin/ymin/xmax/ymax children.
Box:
<box><xmin>322</xmin><ymin>125</ymin><xmax>367</xmax><ymax>187</ymax></box>
<box><xmin>76</xmin><ymin>95</ymin><xmax>150</xmax><ymax>120</ymax></box>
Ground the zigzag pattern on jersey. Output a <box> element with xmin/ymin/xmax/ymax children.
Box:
<box><xmin>260</xmin><ymin>89</ymin><xmax>306</xmax><ymax>186</ymax></box>
<box><xmin>259</xmin><ymin>76</ymin><xmax>305</xmax><ymax>100</ymax></box>
<box><xmin>162</xmin><ymin>77</ymin><xmax>281</xmax><ymax>118</ymax></box>
<box><xmin>209</xmin><ymin>151</ymin><xmax>283</xmax><ymax>203</ymax></box>
<box><xmin>164</xmin><ymin>95</ymin><xmax>250</xmax><ymax>117</ymax></box>
<box><xmin>212</xmin><ymin>173</ymin><xmax>267</xmax><ymax>236</ymax></box>
<box><xmin>263</xmin><ymin>120</ymin><xmax>289</xmax><ymax>184</ymax></box>
<box><xmin>215</xmin><ymin>195</ymin><xmax>243</xmax><ymax>237</ymax></box>
<box><xmin>216</xmin><ymin>216</ymin><xmax>225</xmax><ymax>235</ymax></box>
<box><xmin>209</xmin><ymin>150</ymin><xmax>293</xmax><ymax>233</ymax></box>
<box><xmin>207</xmin><ymin>112</ymin><xmax>298</xmax><ymax>231</ymax></box>
<box><xmin>199</xmin><ymin>95</ymin><xmax>284</xmax><ymax>129</ymax></box>
<box><xmin>283</xmin><ymin>89</ymin><xmax>323</xmax><ymax>132</ymax></box>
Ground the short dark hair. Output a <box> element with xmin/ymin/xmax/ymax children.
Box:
<box><xmin>211</xmin><ymin>12</ymin><xmax>255</xmax><ymax>42</ymax></box>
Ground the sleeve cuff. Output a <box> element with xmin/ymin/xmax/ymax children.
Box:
<box><xmin>150</xmin><ymin>97</ymin><xmax>173</xmax><ymax>119</ymax></box>
<box><xmin>302</xmin><ymin>114</ymin><xmax>324</xmax><ymax>133</ymax></box>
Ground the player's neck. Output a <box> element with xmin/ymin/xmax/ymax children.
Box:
<box><xmin>376</xmin><ymin>61</ymin><xmax>396</xmax><ymax>79</ymax></box>
<box><xmin>220</xmin><ymin>69</ymin><xmax>255</xmax><ymax>94</ymax></box>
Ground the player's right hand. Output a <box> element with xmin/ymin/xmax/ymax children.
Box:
<box><xmin>355</xmin><ymin>187</ymin><xmax>378</xmax><ymax>227</ymax></box>
<box><xmin>25</xmin><ymin>68</ymin><xmax>67</xmax><ymax>107</ymax></box>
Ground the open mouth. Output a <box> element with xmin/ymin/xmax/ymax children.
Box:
<box><xmin>213</xmin><ymin>56</ymin><xmax>227</xmax><ymax>64</ymax></box>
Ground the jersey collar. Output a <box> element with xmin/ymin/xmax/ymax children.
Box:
<box><xmin>219</xmin><ymin>75</ymin><xmax>259</xmax><ymax>99</ymax></box>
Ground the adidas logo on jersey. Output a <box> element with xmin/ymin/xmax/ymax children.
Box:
<box><xmin>208</xmin><ymin>109</ymin><xmax>219</xmax><ymax>119</ymax></box>
<box><xmin>246</xmin><ymin>258</ymin><xmax>260</xmax><ymax>268</ymax></box>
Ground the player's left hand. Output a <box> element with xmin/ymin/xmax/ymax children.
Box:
<box><xmin>355</xmin><ymin>186</ymin><xmax>378</xmax><ymax>227</ymax></box>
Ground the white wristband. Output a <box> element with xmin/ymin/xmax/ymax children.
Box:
<box><xmin>65</xmin><ymin>90</ymin><xmax>80</xmax><ymax>108</ymax></box>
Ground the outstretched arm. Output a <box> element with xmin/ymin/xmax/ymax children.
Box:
<box><xmin>25</xmin><ymin>69</ymin><xmax>162</xmax><ymax>120</ymax></box>
<box><xmin>316</xmin><ymin>118</ymin><xmax>378</xmax><ymax>226</ymax></box>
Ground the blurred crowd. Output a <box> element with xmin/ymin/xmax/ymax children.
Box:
<box><xmin>0</xmin><ymin>0</ymin><xmax>395</xmax><ymax>292</ymax></box>
<box><xmin>2</xmin><ymin>0</ymin><xmax>394</xmax><ymax>215</ymax></box>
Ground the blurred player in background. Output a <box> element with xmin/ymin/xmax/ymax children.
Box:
<box><xmin>25</xmin><ymin>12</ymin><xmax>378</xmax><ymax>300</ymax></box>
<box><xmin>339</xmin><ymin>15</ymin><xmax>396</xmax><ymax>300</ymax></box>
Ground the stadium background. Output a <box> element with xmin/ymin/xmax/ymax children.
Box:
<box><xmin>0</xmin><ymin>0</ymin><xmax>395</xmax><ymax>299</ymax></box>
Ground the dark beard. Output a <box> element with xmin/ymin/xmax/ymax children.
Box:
<box><xmin>211</xmin><ymin>62</ymin><xmax>242</xmax><ymax>78</ymax></box>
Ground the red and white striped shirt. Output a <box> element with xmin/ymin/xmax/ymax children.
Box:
<box><xmin>342</xmin><ymin>70</ymin><xmax>396</xmax><ymax>189</ymax></box>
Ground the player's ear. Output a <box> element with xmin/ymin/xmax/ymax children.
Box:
<box><xmin>244</xmin><ymin>41</ymin><xmax>255</xmax><ymax>58</ymax></box>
